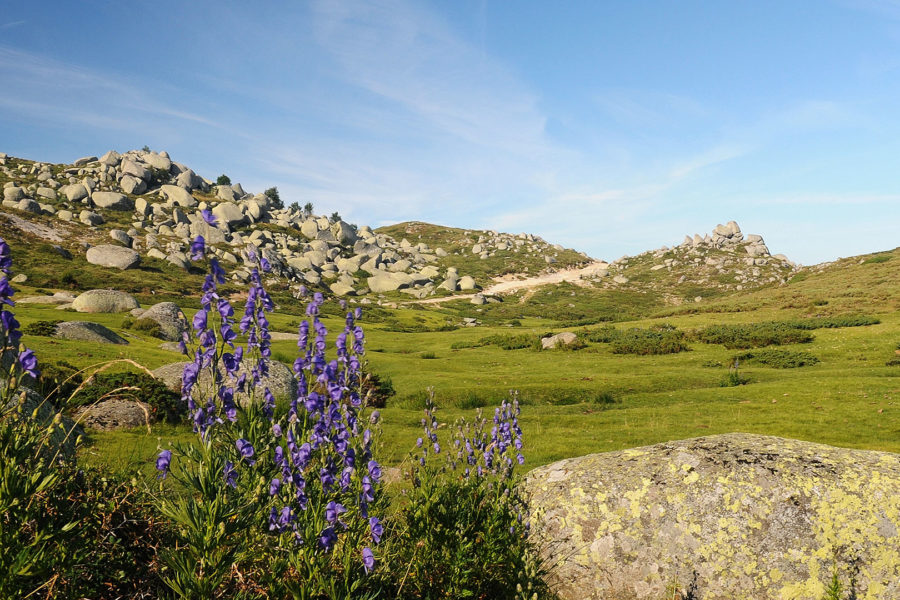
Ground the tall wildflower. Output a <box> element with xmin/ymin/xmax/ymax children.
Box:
<box><xmin>156</xmin><ymin>230</ymin><xmax>383</xmax><ymax>599</ymax></box>
<box><xmin>1</xmin><ymin>236</ymin><xmax>40</xmax><ymax>389</ymax></box>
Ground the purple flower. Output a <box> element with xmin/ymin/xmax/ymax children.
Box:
<box><xmin>17</xmin><ymin>348</ymin><xmax>39</xmax><ymax>378</ymax></box>
<box><xmin>200</xmin><ymin>209</ymin><xmax>218</xmax><ymax>226</ymax></box>
<box><xmin>156</xmin><ymin>450</ymin><xmax>172</xmax><ymax>479</ymax></box>
<box><xmin>0</xmin><ymin>238</ymin><xmax>11</xmax><ymax>272</ymax></box>
<box><xmin>1</xmin><ymin>310</ymin><xmax>22</xmax><ymax>345</ymax></box>
<box><xmin>319</xmin><ymin>526</ymin><xmax>337</xmax><ymax>551</ymax></box>
<box><xmin>224</xmin><ymin>461</ymin><xmax>237</xmax><ymax>488</ymax></box>
<box><xmin>236</xmin><ymin>438</ymin><xmax>256</xmax><ymax>465</ymax></box>
<box><xmin>369</xmin><ymin>516</ymin><xmax>383</xmax><ymax>544</ymax></box>
<box><xmin>190</xmin><ymin>235</ymin><xmax>205</xmax><ymax>261</ymax></box>
<box><xmin>367</xmin><ymin>460</ymin><xmax>381</xmax><ymax>482</ymax></box>
<box><xmin>362</xmin><ymin>547</ymin><xmax>375</xmax><ymax>574</ymax></box>
<box><xmin>325</xmin><ymin>501</ymin><xmax>347</xmax><ymax>523</ymax></box>
<box><xmin>269</xmin><ymin>478</ymin><xmax>282</xmax><ymax>496</ymax></box>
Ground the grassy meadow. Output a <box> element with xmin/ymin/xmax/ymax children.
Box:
<box><xmin>13</xmin><ymin>245</ymin><xmax>900</xmax><ymax>480</ymax></box>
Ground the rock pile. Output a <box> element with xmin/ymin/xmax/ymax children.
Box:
<box><xmin>0</xmin><ymin>150</ymin><xmax>495</xmax><ymax>301</ymax></box>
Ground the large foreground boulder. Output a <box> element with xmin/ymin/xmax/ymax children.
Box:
<box><xmin>525</xmin><ymin>434</ymin><xmax>900</xmax><ymax>600</ymax></box>
<box><xmin>152</xmin><ymin>359</ymin><xmax>296</xmax><ymax>404</ymax></box>
<box><xmin>72</xmin><ymin>289</ymin><xmax>140</xmax><ymax>313</ymax></box>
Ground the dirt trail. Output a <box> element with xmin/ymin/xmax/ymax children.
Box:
<box><xmin>412</xmin><ymin>261</ymin><xmax>609</xmax><ymax>305</ymax></box>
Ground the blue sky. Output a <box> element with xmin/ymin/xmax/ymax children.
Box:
<box><xmin>1</xmin><ymin>0</ymin><xmax>898</xmax><ymax>264</ymax></box>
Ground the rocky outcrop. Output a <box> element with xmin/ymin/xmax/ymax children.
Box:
<box><xmin>541</xmin><ymin>332</ymin><xmax>578</xmax><ymax>350</ymax></box>
<box><xmin>525</xmin><ymin>434</ymin><xmax>900</xmax><ymax>600</ymax></box>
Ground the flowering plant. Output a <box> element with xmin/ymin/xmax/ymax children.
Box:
<box><xmin>155</xmin><ymin>231</ymin><xmax>384</xmax><ymax>599</ymax></box>
<box><xmin>390</xmin><ymin>390</ymin><xmax>550</xmax><ymax>599</ymax></box>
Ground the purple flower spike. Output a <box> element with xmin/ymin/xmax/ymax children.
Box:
<box><xmin>156</xmin><ymin>450</ymin><xmax>172</xmax><ymax>479</ymax></box>
<box><xmin>369</xmin><ymin>516</ymin><xmax>383</xmax><ymax>544</ymax></box>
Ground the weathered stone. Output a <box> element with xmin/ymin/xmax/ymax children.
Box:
<box><xmin>86</xmin><ymin>245</ymin><xmax>140</xmax><ymax>270</ymax></box>
<box><xmin>109</xmin><ymin>229</ymin><xmax>132</xmax><ymax>246</ymax></box>
<box><xmin>63</xmin><ymin>183</ymin><xmax>89</xmax><ymax>202</ymax></box>
<box><xmin>160</xmin><ymin>184</ymin><xmax>197</xmax><ymax>208</ymax></box>
<box><xmin>458</xmin><ymin>275</ymin><xmax>477</xmax><ymax>290</ymax></box>
<box><xmin>3</xmin><ymin>186</ymin><xmax>24</xmax><ymax>203</ymax></box>
<box><xmin>166</xmin><ymin>252</ymin><xmax>190</xmax><ymax>270</ymax></box>
<box><xmin>216</xmin><ymin>185</ymin><xmax>237</xmax><ymax>201</ymax></box>
<box><xmin>72</xmin><ymin>289</ymin><xmax>140</xmax><ymax>313</ymax></box>
<box><xmin>525</xmin><ymin>434</ymin><xmax>900</xmax><ymax>600</ymax></box>
<box><xmin>99</xmin><ymin>150</ymin><xmax>121</xmax><ymax>166</ymax></box>
<box><xmin>92</xmin><ymin>191</ymin><xmax>134</xmax><ymax>211</ymax></box>
<box><xmin>72</xmin><ymin>399</ymin><xmax>151</xmax><ymax>431</ymax></box>
<box><xmin>16</xmin><ymin>198</ymin><xmax>41</xmax><ymax>214</ymax></box>
<box><xmin>142</xmin><ymin>152</ymin><xmax>171</xmax><ymax>171</ymax></box>
<box><xmin>212</xmin><ymin>202</ymin><xmax>246</xmax><ymax>228</ymax></box>
<box><xmin>540</xmin><ymin>331</ymin><xmax>577</xmax><ymax>349</ymax></box>
<box><xmin>73</xmin><ymin>155</ymin><xmax>97</xmax><ymax>167</ymax></box>
<box><xmin>120</xmin><ymin>174</ymin><xmax>147</xmax><ymax>195</ymax></box>
<box><xmin>131</xmin><ymin>302</ymin><xmax>185</xmax><ymax>341</ymax></box>
<box><xmin>53</xmin><ymin>320</ymin><xmax>128</xmax><ymax>344</ymax></box>
<box><xmin>330</xmin><ymin>220</ymin><xmax>358</xmax><ymax>245</ymax></box>
<box><xmin>79</xmin><ymin>210</ymin><xmax>104</xmax><ymax>225</ymax></box>
<box><xmin>120</xmin><ymin>158</ymin><xmax>149</xmax><ymax>180</ymax></box>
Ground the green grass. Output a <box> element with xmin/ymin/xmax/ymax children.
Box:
<box><xmin>5</xmin><ymin>209</ymin><xmax>900</xmax><ymax>480</ymax></box>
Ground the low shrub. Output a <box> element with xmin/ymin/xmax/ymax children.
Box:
<box><xmin>610</xmin><ymin>328</ymin><xmax>689</xmax><ymax>355</ymax></box>
<box><xmin>478</xmin><ymin>333</ymin><xmax>543</xmax><ymax>350</ymax></box>
<box><xmin>863</xmin><ymin>254</ymin><xmax>891</xmax><ymax>264</ymax></box>
<box><xmin>35</xmin><ymin>360</ymin><xmax>83</xmax><ymax>402</ymax></box>
<box><xmin>582</xmin><ymin>325</ymin><xmax>619</xmax><ymax>343</ymax></box>
<box><xmin>382</xmin><ymin>320</ymin><xmax>458</xmax><ymax>333</ymax></box>
<box><xmin>22</xmin><ymin>319</ymin><xmax>62</xmax><ymax>337</ymax></box>
<box><xmin>720</xmin><ymin>370</ymin><xmax>749</xmax><ymax>387</ymax></box>
<box><xmin>70</xmin><ymin>372</ymin><xmax>183</xmax><ymax>423</ymax></box>
<box><xmin>737</xmin><ymin>349</ymin><xmax>820</xmax><ymax>368</ymax></box>
<box><xmin>695</xmin><ymin>323</ymin><xmax>814</xmax><ymax>349</ymax></box>
<box><xmin>886</xmin><ymin>356</ymin><xmax>900</xmax><ymax>367</ymax></box>
<box><xmin>785</xmin><ymin>315</ymin><xmax>881</xmax><ymax>330</ymax></box>
<box><xmin>361</xmin><ymin>371</ymin><xmax>396</xmax><ymax>408</ymax></box>
<box><xmin>121</xmin><ymin>316</ymin><xmax>164</xmax><ymax>338</ymax></box>
<box><xmin>421</xmin><ymin>351</ymin><xmax>438</xmax><ymax>359</ymax></box>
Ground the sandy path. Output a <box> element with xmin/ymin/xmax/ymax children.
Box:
<box><xmin>412</xmin><ymin>261</ymin><xmax>609</xmax><ymax>305</ymax></box>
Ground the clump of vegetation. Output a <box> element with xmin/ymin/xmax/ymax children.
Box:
<box><xmin>784</xmin><ymin>315</ymin><xmax>880</xmax><ymax>329</ymax></box>
<box><xmin>69</xmin><ymin>372</ymin><xmax>183</xmax><ymax>423</ymax></box>
<box><xmin>480</xmin><ymin>333</ymin><xmax>544</xmax><ymax>350</ymax></box>
<box><xmin>121</xmin><ymin>316</ymin><xmax>164</xmax><ymax>338</ymax></box>
<box><xmin>264</xmin><ymin>186</ymin><xmax>283</xmax><ymax>210</ymax></box>
<box><xmin>35</xmin><ymin>360</ymin><xmax>83</xmax><ymax>402</ymax></box>
<box><xmin>421</xmin><ymin>351</ymin><xmax>438</xmax><ymax>359</ymax></box>
<box><xmin>863</xmin><ymin>254</ymin><xmax>891</xmax><ymax>264</ymax></box>
<box><xmin>361</xmin><ymin>371</ymin><xmax>395</xmax><ymax>408</ymax></box>
<box><xmin>609</xmin><ymin>327</ymin><xmax>690</xmax><ymax>355</ymax></box>
<box><xmin>382</xmin><ymin>320</ymin><xmax>458</xmax><ymax>333</ymax></box>
<box><xmin>695</xmin><ymin>322</ymin><xmax>814</xmax><ymax>349</ymax></box>
<box><xmin>22</xmin><ymin>319</ymin><xmax>62</xmax><ymax>337</ymax></box>
<box><xmin>737</xmin><ymin>348</ymin><xmax>820</xmax><ymax>368</ymax></box>
<box><xmin>215</xmin><ymin>174</ymin><xmax>231</xmax><ymax>186</ymax></box>
<box><xmin>582</xmin><ymin>325</ymin><xmax>619</xmax><ymax>343</ymax></box>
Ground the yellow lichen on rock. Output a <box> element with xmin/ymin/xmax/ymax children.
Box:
<box><xmin>525</xmin><ymin>434</ymin><xmax>900</xmax><ymax>600</ymax></box>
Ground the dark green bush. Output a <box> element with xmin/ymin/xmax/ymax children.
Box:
<box><xmin>720</xmin><ymin>370</ymin><xmax>749</xmax><ymax>387</ymax></box>
<box><xmin>886</xmin><ymin>356</ymin><xmax>900</xmax><ymax>367</ymax></box>
<box><xmin>582</xmin><ymin>325</ymin><xmax>620</xmax><ymax>343</ymax></box>
<box><xmin>264</xmin><ymin>186</ymin><xmax>283</xmax><ymax>210</ymax></box>
<box><xmin>610</xmin><ymin>328</ymin><xmax>689</xmax><ymax>355</ymax></box>
<box><xmin>784</xmin><ymin>315</ymin><xmax>880</xmax><ymax>330</ymax></box>
<box><xmin>421</xmin><ymin>351</ymin><xmax>438</xmax><ymax>359</ymax></box>
<box><xmin>737</xmin><ymin>349</ymin><xmax>820</xmax><ymax>368</ymax></box>
<box><xmin>36</xmin><ymin>360</ymin><xmax>83</xmax><ymax>402</ymax></box>
<box><xmin>70</xmin><ymin>372</ymin><xmax>183</xmax><ymax>423</ymax></box>
<box><xmin>22</xmin><ymin>319</ymin><xmax>62</xmax><ymax>337</ymax></box>
<box><xmin>121</xmin><ymin>316</ymin><xmax>164</xmax><ymax>338</ymax></box>
<box><xmin>696</xmin><ymin>323</ymin><xmax>814</xmax><ymax>349</ymax></box>
<box><xmin>361</xmin><ymin>371</ymin><xmax>395</xmax><ymax>408</ymax></box>
<box><xmin>216</xmin><ymin>174</ymin><xmax>231</xmax><ymax>186</ymax></box>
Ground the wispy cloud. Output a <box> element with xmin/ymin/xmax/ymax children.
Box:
<box><xmin>0</xmin><ymin>46</ymin><xmax>222</xmax><ymax>133</ymax></box>
<box><xmin>0</xmin><ymin>20</ymin><xmax>25</xmax><ymax>29</ymax></box>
